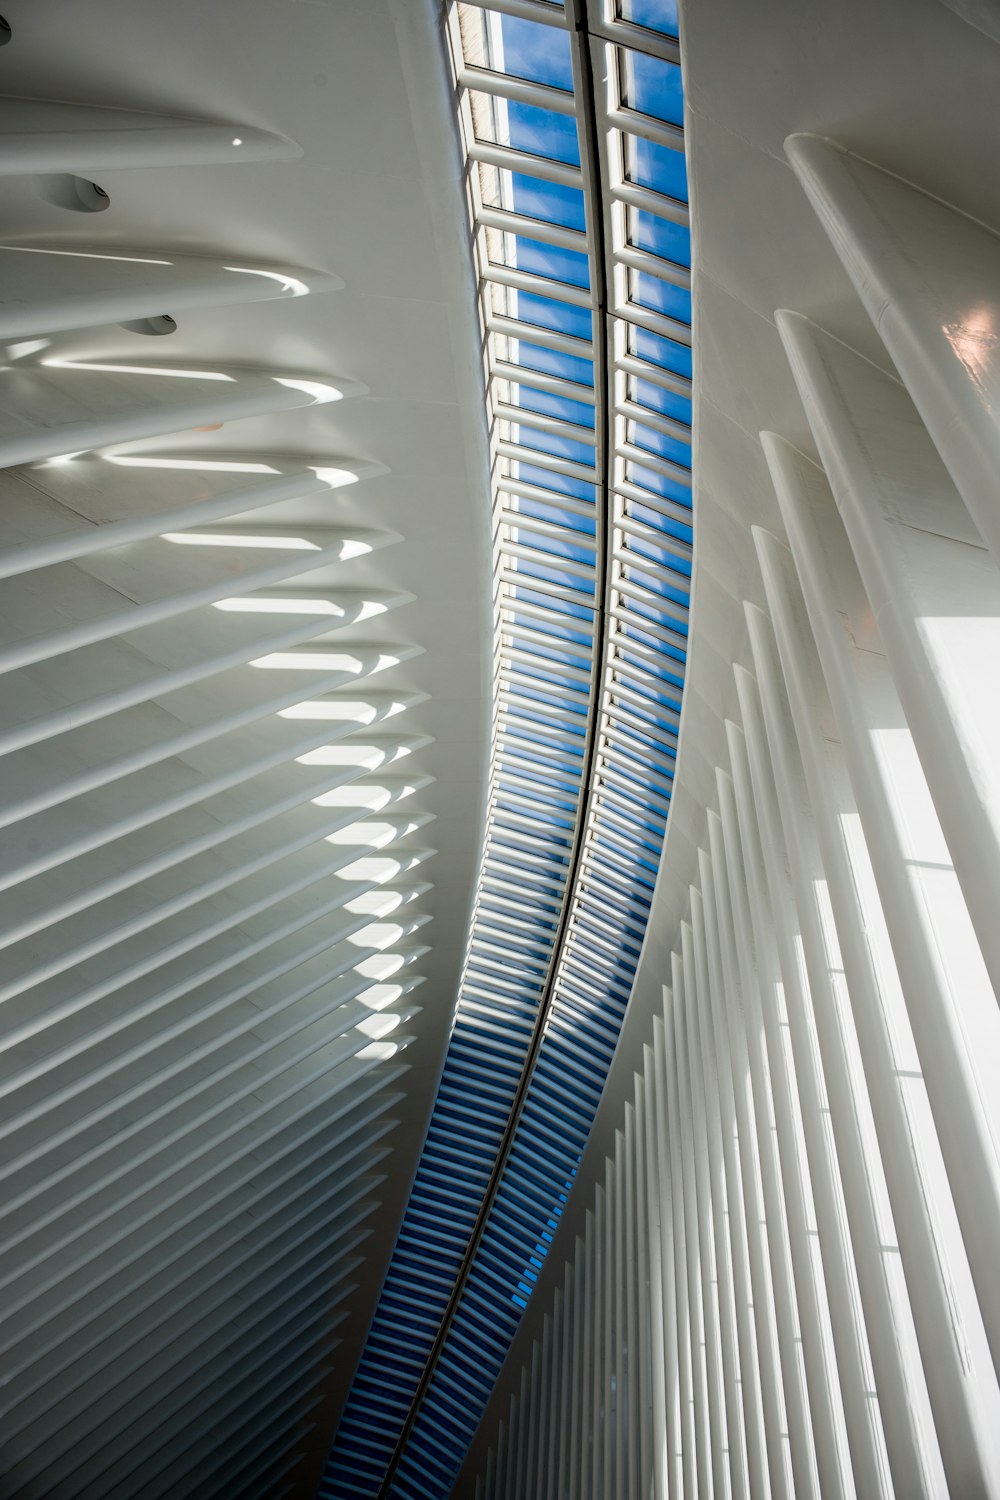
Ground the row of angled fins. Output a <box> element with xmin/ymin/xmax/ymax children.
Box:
<box><xmin>0</xmin><ymin>81</ymin><xmax>433</xmax><ymax>1500</ymax></box>
<box><xmin>473</xmin><ymin>130</ymin><xmax>1000</xmax><ymax>1500</ymax></box>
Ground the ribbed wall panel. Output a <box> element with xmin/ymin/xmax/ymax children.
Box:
<box><xmin>0</xmin><ymin>9</ymin><xmax>473</xmax><ymax>1492</ymax></box>
<box><xmin>470</xmin><ymin>41</ymin><xmax>1000</xmax><ymax>1492</ymax></box>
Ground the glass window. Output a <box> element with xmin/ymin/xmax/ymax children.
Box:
<box><xmin>629</xmin><ymin>206</ymin><xmax>690</xmax><ymax>268</ymax></box>
<box><xmin>471</xmin><ymin>93</ymin><xmax>581</xmax><ymax>166</ymax></box>
<box><xmin>630</xmin><ymin>374</ymin><xmax>692</xmax><ymax>427</ymax></box>
<box><xmin>517</xmin><ymin>341</ymin><xmax>595</xmax><ymax>388</ymax></box>
<box><xmin>497</xmin><ymin>14</ymin><xmax>574</xmax><ymax>91</ymax></box>
<box><xmin>630</xmin><ymin>324</ymin><xmax>692</xmax><ymax>380</ymax></box>
<box><xmin>627</xmin><ymin>458</ymin><xmax>692</xmax><ymax>510</ymax></box>
<box><xmin>507</xmin><ymin>290</ymin><xmax>593</xmax><ymax>341</ymax></box>
<box><xmin>515</xmin><ymin>174</ymin><xmax>587</xmax><ymax>234</ymax></box>
<box><xmin>620</xmin><ymin>49</ymin><xmax>684</xmax><ymax>126</ymax></box>
<box><xmin>629</xmin><ymin>267</ymin><xmax>691</xmax><ymax>324</ymax></box>
<box><xmin>517</xmin><ymin>384</ymin><xmax>596</xmax><ymax>431</ymax></box>
<box><xmin>511</xmin><ymin>423</ymin><xmax>596</xmax><ymax>469</ymax></box>
<box><xmin>616</xmin><ymin>0</ymin><xmax>679</xmax><ymax>37</ymax></box>
<box><xmin>500</xmin><ymin>236</ymin><xmax>590</xmax><ymax>290</ymax></box>
<box><xmin>628</xmin><ymin>419</ymin><xmax>691</xmax><ymax>470</ymax></box>
<box><xmin>625</xmin><ymin>133</ymin><xmax>687</xmax><ymax>199</ymax></box>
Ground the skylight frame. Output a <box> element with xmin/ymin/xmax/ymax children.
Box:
<box><xmin>320</xmin><ymin>2</ymin><xmax>693</xmax><ymax>1493</ymax></box>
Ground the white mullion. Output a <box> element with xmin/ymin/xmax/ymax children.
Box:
<box><xmin>754</xmin><ymin>523</ymin><xmax>982</xmax><ymax>1496</ymax></box>
<box><xmin>556</xmin><ymin>1259</ymin><xmax>575</xmax><ymax>1500</ymax></box>
<box><xmin>567</xmin><ymin>1233</ymin><xmax>586</xmax><ymax>1500</ymax></box>
<box><xmin>633</xmin><ymin>1072</ymin><xmax>653</xmax><ymax>1500</ymax></box>
<box><xmin>623</xmin><ymin>1104</ymin><xmax>641</xmax><ymax>1499</ymax></box>
<box><xmin>617</xmin><ymin>241</ymin><xmax>691</xmax><ymax>290</ymax></box>
<box><xmin>491</xmin><ymin>356</ymin><xmax>596</xmax><ymax>405</ymax></box>
<box><xmin>607</xmin><ymin>102</ymin><xmax>683</xmax><ymax>154</ymax></box>
<box><xmin>612</xmin><ymin>176</ymin><xmax>689</xmax><ymax>226</ymax></box>
<box><xmin>483</xmin><ymin>259</ymin><xmax>595</xmax><ymax>310</ymax></box>
<box><xmin>673</xmin><ymin>945</ymin><xmax>721</xmax><ymax>1500</ymax></box>
<box><xmin>688</xmin><ymin>891</ymin><xmax>750</xmax><ymax>1500</ymax></box>
<box><xmin>534</xmin><ymin>1314</ymin><xmax>554</xmax><ymax>1497</ymax></box>
<box><xmin>591</xmin><ymin>1182</ymin><xmax>607</xmax><ymax>1500</ymax></box>
<box><xmin>460</xmin><ymin>0</ymin><xmax>571</xmax><ymax>27</ymax></box>
<box><xmin>458</xmin><ymin>63</ymin><xmax>577</xmax><ymax>116</ymax></box>
<box><xmin>734</xmin><ymin>664</ymin><xmax>886</xmax><ymax>1500</ymax></box>
<box><xmin>715</xmin><ymin>771</ymin><xmax>821</xmax><ymax>1500</ymax></box>
<box><xmin>613</xmin><ymin>1132</ymin><xmax>628</xmax><ymax>1500</ymax></box>
<box><xmin>546</xmin><ymin>1287</ymin><xmax>565</xmax><ymax>1500</ymax></box>
<box><xmin>698</xmin><ymin>840</ymin><xmax>778</xmax><ymax>1500</ymax></box>
<box><xmin>618</xmin><ymin>436</ymin><xmax>692</xmax><ymax>487</ymax></box>
<box><xmin>642</xmin><ymin>1047</ymin><xmax>667</xmax><ymax>1499</ymax></box>
<box><xmin>469</xmin><ymin>137</ymin><xmax>583</xmax><ymax>189</ymax></box>
<box><xmin>525</xmin><ymin>1337</ymin><xmax>543</xmax><ymax>1498</ymax></box>
<box><xmin>614</xmin><ymin>297</ymin><xmax>692</xmax><ymax>349</ymax></box>
<box><xmin>725</xmin><ymin>722</ymin><xmax>855</xmax><ymax>1500</ymax></box>
<box><xmin>602</xmin><ymin>1157</ymin><xmax>616</xmax><ymax>1500</ymax></box>
<box><xmin>663</xmin><ymin>981</ymin><xmax>700</xmax><ymax>1500</ymax></box>
<box><xmin>488</xmin><ymin>309</ymin><xmax>595</xmax><ymax>360</ymax></box>
<box><xmin>514</xmin><ymin>1364</ymin><xmax>530</xmax><ymax>1500</ymax></box>
<box><xmin>495</xmin><ymin>1417</ymin><xmax>507</xmax><ymax>1500</ymax></box>
<box><xmin>745</xmin><ymin>600</ymin><xmax>934</xmax><ymax>1498</ymax></box>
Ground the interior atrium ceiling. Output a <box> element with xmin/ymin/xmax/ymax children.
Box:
<box><xmin>4</xmin><ymin>0</ymin><xmax>1000</xmax><ymax>1498</ymax></box>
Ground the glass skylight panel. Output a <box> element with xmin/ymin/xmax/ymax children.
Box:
<box><xmin>624</xmin><ymin>131</ymin><xmax>687</xmax><ymax>199</ymax></box>
<box><xmin>619</xmin><ymin>49</ymin><xmax>684</xmax><ymax>126</ymax></box>
<box><xmin>516</xmin><ymin>339</ymin><xmax>595</xmax><ymax>386</ymax></box>
<box><xmin>509</xmin><ymin>22</ymin><xmax>575</xmax><ymax>90</ymax></box>
<box><xmin>626</xmin><ymin>459</ymin><xmax>692</xmax><ymax>511</ymax></box>
<box><xmin>500</xmin><ymin>289</ymin><xmax>593</xmax><ymax>338</ymax></box>
<box><xmin>629</xmin><ymin>321</ymin><xmax>692</xmax><ymax>379</ymax></box>
<box><xmin>469</xmin><ymin>92</ymin><xmax>582</xmax><ymax>166</ymax></box>
<box><xmin>515</xmin><ymin>386</ymin><xmax>596</xmax><ymax>433</ymax></box>
<box><xmin>628</xmin><ymin>417</ymin><xmax>692</xmax><ymax>469</ymax></box>
<box><xmin>324</xmin><ymin>8</ymin><xmax>693</xmax><ymax>1496</ymax></box>
<box><xmin>630</xmin><ymin>371</ymin><xmax>692</xmax><ymax>425</ymax></box>
<box><xmin>480</xmin><ymin>167</ymin><xmax>587</xmax><ymax>231</ymax></box>
<box><xmin>628</xmin><ymin>265</ymin><xmax>693</xmax><ymax>322</ymax></box>
<box><xmin>629</xmin><ymin>204</ymin><xmax>691</xmax><ymax>266</ymax></box>
<box><xmin>493</xmin><ymin>234</ymin><xmax>591</xmax><ymax>289</ymax></box>
<box><xmin>616</xmin><ymin>0</ymin><xmax>680</xmax><ymax>36</ymax></box>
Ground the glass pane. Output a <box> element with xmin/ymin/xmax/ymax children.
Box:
<box><xmin>630</xmin><ymin>374</ymin><xmax>692</xmax><ymax>427</ymax></box>
<box><xmin>507</xmin><ymin>290</ymin><xmax>593</xmax><ymax>341</ymax></box>
<box><xmin>630</xmin><ymin>325</ymin><xmax>692</xmax><ymax>380</ymax></box>
<box><xmin>629</xmin><ymin>419</ymin><xmax>691</xmax><ymax>470</ymax></box>
<box><xmin>517</xmin><ymin>341</ymin><xmax>595</xmax><ymax>388</ymax></box>
<box><xmin>497</xmin><ymin>14</ymin><xmax>574</xmax><ymax>91</ymax></box>
<box><xmin>626</xmin><ymin>458</ymin><xmax>692</xmax><ymax>509</ymax></box>
<box><xmin>517</xmin><ymin>384</ymin><xmax>595</xmax><ymax>430</ymax></box>
<box><xmin>471</xmin><ymin>92</ymin><xmax>581</xmax><ymax>166</ymax></box>
<box><xmin>616</xmin><ymin>0</ymin><xmax>679</xmax><ymax>36</ymax></box>
<box><xmin>629</xmin><ymin>267</ymin><xmax>691</xmax><ymax>323</ymax></box>
<box><xmin>510</xmin><ymin>423</ymin><xmax>596</xmax><ymax>469</ymax></box>
<box><xmin>499</xmin><ymin>236</ymin><xmax>590</xmax><ymax>289</ymax></box>
<box><xmin>629</xmin><ymin>206</ymin><xmax>690</xmax><ymax>267</ymax></box>
<box><xmin>620</xmin><ymin>50</ymin><xmax>684</xmax><ymax>126</ymax></box>
<box><xmin>481</xmin><ymin>168</ymin><xmax>587</xmax><ymax>231</ymax></box>
<box><xmin>516</xmin><ymin>461</ymin><xmax>595</xmax><ymax>503</ymax></box>
<box><xmin>515</xmin><ymin>494</ymin><xmax>596</xmax><ymax>534</ymax></box>
<box><xmin>625</xmin><ymin>133</ymin><xmax>687</xmax><ymax>199</ymax></box>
